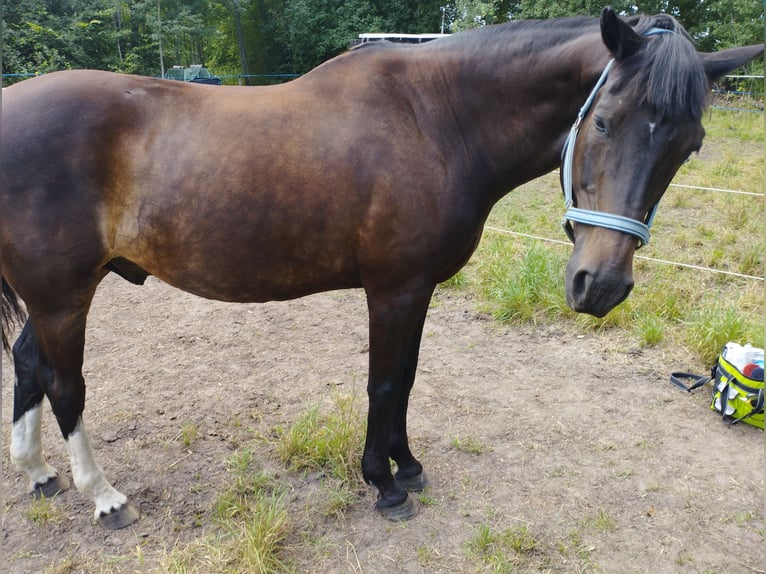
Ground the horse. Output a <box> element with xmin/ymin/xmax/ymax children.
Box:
<box><xmin>2</xmin><ymin>8</ymin><xmax>761</xmax><ymax>529</ymax></box>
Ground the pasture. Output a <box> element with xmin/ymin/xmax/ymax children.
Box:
<box><xmin>1</xmin><ymin>108</ymin><xmax>763</xmax><ymax>573</ymax></box>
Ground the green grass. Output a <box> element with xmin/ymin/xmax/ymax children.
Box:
<box><xmin>274</xmin><ymin>392</ymin><xmax>365</xmax><ymax>487</ymax></box>
<box><xmin>467</xmin><ymin>523</ymin><xmax>540</xmax><ymax>572</ymax></box>
<box><xmin>153</xmin><ymin>391</ymin><xmax>366</xmax><ymax>573</ymax></box>
<box><xmin>463</xmin><ymin>520</ymin><xmax>605</xmax><ymax>573</ymax></box>
<box><xmin>180</xmin><ymin>421</ymin><xmax>199</xmax><ymax>448</ymax></box>
<box><xmin>451</xmin><ymin>434</ymin><xmax>490</xmax><ymax>455</ymax></box>
<box><xmin>23</xmin><ymin>496</ymin><xmax>64</xmax><ymax>526</ymax></box>
<box><xmin>477</xmin><ymin>239</ymin><xmax>572</xmax><ymax>324</ymax></box>
<box><xmin>466</xmin><ymin>108</ymin><xmax>764</xmax><ymax>367</ymax></box>
<box><xmin>157</xmin><ymin>454</ymin><xmax>293</xmax><ymax>573</ymax></box>
<box><xmin>582</xmin><ymin>509</ymin><xmax>617</xmax><ymax>533</ymax></box>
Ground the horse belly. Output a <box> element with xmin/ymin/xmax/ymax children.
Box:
<box><xmin>113</xmin><ymin>193</ymin><xmax>363</xmax><ymax>303</ymax></box>
<box><xmin>156</xmin><ymin>250</ymin><xmax>361</xmax><ymax>303</ymax></box>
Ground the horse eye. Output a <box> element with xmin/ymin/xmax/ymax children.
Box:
<box><xmin>594</xmin><ymin>116</ymin><xmax>607</xmax><ymax>134</ymax></box>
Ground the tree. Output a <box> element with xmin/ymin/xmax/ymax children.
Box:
<box><xmin>1</xmin><ymin>0</ymin><xmax>760</xmax><ymax>81</ymax></box>
<box><xmin>272</xmin><ymin>0</ymin><xmax>444</xmax><ymax>73</ymax></box>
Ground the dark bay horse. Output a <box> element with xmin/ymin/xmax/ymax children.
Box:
<box><xmin>2</xmin><ymin>8</ymin><xmax>761</xmax><ymax>529</ymax></box>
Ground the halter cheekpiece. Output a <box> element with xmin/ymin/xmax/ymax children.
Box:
<box><xmin>560</xmin><ymin>27</ymin><xmax>674</xmax><ymax>247</ymax></box>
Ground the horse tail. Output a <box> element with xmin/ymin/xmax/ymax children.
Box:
<box><xmin>2</xmin><ymin>277</ymin><xmax>26</xmax><ymax>352</ymax></box>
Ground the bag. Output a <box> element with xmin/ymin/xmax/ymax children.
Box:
<box><xmin>710</xmin><ymin>344</ymin><xmax>764</xmax><ymax>428</ymax></box>
<box><xmin>670</xmin><ymin>342</ymin><xmax>764</xmax><ymax>430</ymax></box>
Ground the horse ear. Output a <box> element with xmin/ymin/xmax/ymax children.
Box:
<box><xmin>700</xmin><ymin>44</ymin><xmax>764</xmax><ymax>83</ymax></box>
<box><xmin>600</xmin><ymin>7</ymin><xmax>643</xmax><ymax>60</ymax></box>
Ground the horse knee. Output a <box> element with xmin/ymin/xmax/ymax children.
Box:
<box><xmin>16</xmin><ymin>313</ymin><xmax>89</xmax><ymax>438</ymax></box>
<box><xmin>12</xmin><ymin>322</ymin><xmax>46</xmax><ymax>419</ymax></box>
<box><xmin>49</xmin><ymin>382</ymin><xmax>86</xmax><ymax>438</ymax></box>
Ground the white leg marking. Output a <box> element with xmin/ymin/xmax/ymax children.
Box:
<box><xmin>66</xmin><ymin>419</ymin><xmax>128</xmax><ymax>520</ymax></box>
<box><xmin>10</xmin><ymin>402</ymin><xmax>59</xmax><ymax>490</ymax></box>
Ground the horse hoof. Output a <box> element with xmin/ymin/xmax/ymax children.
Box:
<box><xmin>397</xmin><ymin>471</ymin><xmax>429</xmax><ymax>493</ymax></box>
<box><xmin>32</xmin><ymin>474</ymin><xmax>70</xmax><ymax>499</ymax></box>
<box><xmin>375</xmin><ymin>494</ymin><xmax>418</xmax><ymax>521</ymax></box>
<box><xmin>97</xmin><ymin>502</ymin><xmax>140</xmax><ymax>530</ymax></box>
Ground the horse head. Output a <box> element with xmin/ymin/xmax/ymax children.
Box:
<box><xmin>563</xmin><ymin>8</ymin><xmax>763</xmax><ymax>317</ymax></box>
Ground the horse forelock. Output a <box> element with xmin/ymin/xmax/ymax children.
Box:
<box><xmin>622</xmin><ymin>15</ymin><xmax>709</xmax><ymax>119</ymax></box>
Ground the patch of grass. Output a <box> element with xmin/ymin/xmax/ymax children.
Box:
<box><xmin>684</xmin><ymin>298</ymin><xmax>757</xmax><ymax>365</ymax></box>
<box><xmin>211</xmin><ymin>468</ymin><xmax>278</xmax><ymax>522</ymax></box>
<box><xmin>466</xmin><ymin>522</ymin><xmax>541</xmax><ymax>572</ymax></box>
<box><xmin>274</xmin><ymin>392</ymin><xmax>365</xmax><ymax>487</ymax></box>
<box><xmin>564</xmin><ymin>527</ymin><xmax>597</xmax><ymax>565</ymax></box>
<box><xmin>721</xmin><ymin>509</ymin><xmax>760</xmax><ymax>527</ymax></box>
<box><xmin>583</xmin><ymin>509</ymin><xmax>617</xmax><ymax>533</ymax></box>
<box><xmin>476</xmin><ymin>237</ymin><xmax>572</xmax><ymax>324</ymax></box>
<box><xmin>463</xmin><ymin>503</ymin><xmax>615</xmax><ymax>570</ymax></box>
<box><xmin>23</xmin><ymin>496</ymin><xmax>64</xmax><ymax>526</ymax></box>
<box><xmin>415</xmin><ymin>544</ymin><xmax>443</xmax><ymax>568</ymax></box>
<box><xmin>225</xmin><ymin>447</ymin><xmax>255</xmax><ymax>474</ymax></box>
<box><xmin>43</xmin><ymin>556</ymin><xmax>78</xmax><ymax>574</ymax></box>
<box><xmin>417</xmin><ymin>489</ymin><xmax>440</xmax><ymax>507</ymax></box>
<box><xmin>218</xmin><ymin>490</ymin><xmax>292</xmax><ymax>573</ymax></box>
<box><xmin>180</xmin><ymin>421</ymin><xmax>199</xmax><ymax>448</ymax></box>
<box><xmin>160</xmin><ymin>464</ymin><xmax>293</xmax><ymax>573</ymax></box>
<box><xmin>317</xmin><ymin>479</ymin><xmax>359</xmax><ymax>518</ymax></box>
<box><xmin>703</xmin><ymin>107</ymin><xmax>764</xmax><ymax>142</ymax></box>
<box><xmin>450</xmin><ymin>434</ymin><xmax>489</xmax><ymax>455</ymax></box>
<box><xmin>637</xmin><ymin>312</ymin><xmax>665</xmax><ymax>347</ymax></box>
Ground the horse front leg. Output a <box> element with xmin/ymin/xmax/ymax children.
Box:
<box><xmin>24</xmin><ymin>309</ymin><xmax>139</xmax><ymax>530</ymax></box>
<box><xmin>10</xmin><ymin>320</ymin><xmax>70</xmax><ymax>498</ymax></box>
<box><xmin>389</xmin><ymin>307</ymin><xmax>429</xmax><ymax>492</ymax></box>
<box><xmin>363</xmin><ymin>286</ymin><xmax>433</xmax><ymax>521</ymax></box>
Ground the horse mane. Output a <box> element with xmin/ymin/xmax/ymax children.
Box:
<box><xmin>461</xmin><ymin>14</ymin><xmax>708</xmax><ymax>119</ymax></box>
<box><xmin>359</xmin><ymin>13</ymin><xmax>707</xmax><ymax>120</ymax></box>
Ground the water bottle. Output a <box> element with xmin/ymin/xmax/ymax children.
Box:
<box><xmin>723</xmin><ymin>342</ymin><xmax>746</xmax><ymax>370</ymax></box>
<box><xmin>743</xmin><ymin>343</ymin><xmax>764</xmax><ymax>368</ymax></box>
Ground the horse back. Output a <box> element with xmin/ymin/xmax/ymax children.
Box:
<box><xmin>2</xmin><ymin>65</ymin><xmax>480</xmax><ymax>304</ymax></box>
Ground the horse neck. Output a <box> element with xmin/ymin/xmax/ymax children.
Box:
<box><xmin>420</xmin><ymin>27</ymin><xmax>610</xmax><ymax>202</ymax></box>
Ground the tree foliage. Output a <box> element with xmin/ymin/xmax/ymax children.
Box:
<box><xmin>2</xmin><ymin>0</ymin><xmax>762</xmax><ymax>81</ymax></box>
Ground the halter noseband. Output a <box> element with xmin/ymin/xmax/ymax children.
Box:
<box><xmin>560</xmin><ymin>27</ymin><xmax>673</xmax><ymax>247</ymax></box>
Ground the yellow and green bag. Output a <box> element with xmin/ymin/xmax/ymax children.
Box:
<box><xmin>710</xmin><ymin>348</ymin><xmax>764</xmax><ymax>429</ymax></box>
<box><xmin>670</xmin><ymin>343</ymin><xmax>764</xmax><ymax>430</ymax></box>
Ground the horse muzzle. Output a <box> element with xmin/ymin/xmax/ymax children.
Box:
<box><xmin>564</xmin><ymin>239</ymin><xmax>635</xmax><ymax>317</ymax></box>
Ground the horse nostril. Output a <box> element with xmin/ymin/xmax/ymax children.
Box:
<box><xmin>571</xmin><ymin>269</ymin><xmax>593</xmax><ymax>306</ymax></box>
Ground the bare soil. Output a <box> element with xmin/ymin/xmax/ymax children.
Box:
<box><xmin>1</xmin><ymin>274</ymin><xmax>764</xmax><ymax>573</ymax></box>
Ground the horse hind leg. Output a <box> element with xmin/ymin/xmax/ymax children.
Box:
<box><xmin>10</xmin><ymin>320</ymin><xmax>70</xmax><ymax>497</ymax></box>
<box><xmin>22</xmin><ymin>308</ymin><xmax>139</xmax><ymax>529</ymax></box>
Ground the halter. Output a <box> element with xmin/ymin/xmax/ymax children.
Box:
<box><xmin>560</xmin><ymin>27</ymin><xmax>674</xmax><ymax>247</ymax></box>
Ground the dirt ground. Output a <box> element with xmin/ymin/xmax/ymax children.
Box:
<box><xmin>1</xmin><ymin>273</ymin><xmax>763</xmax><ymax>573</ymax></box>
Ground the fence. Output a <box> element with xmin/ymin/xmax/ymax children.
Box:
<box><xmin>484</xmin><ymin>171</ymin><xmax>764</xmax><ymax>282</ymax></box>
<box><xmin>712</xmin><ymin>75</ymin><xmax>764</xmax><ymax>113</ymax></box>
